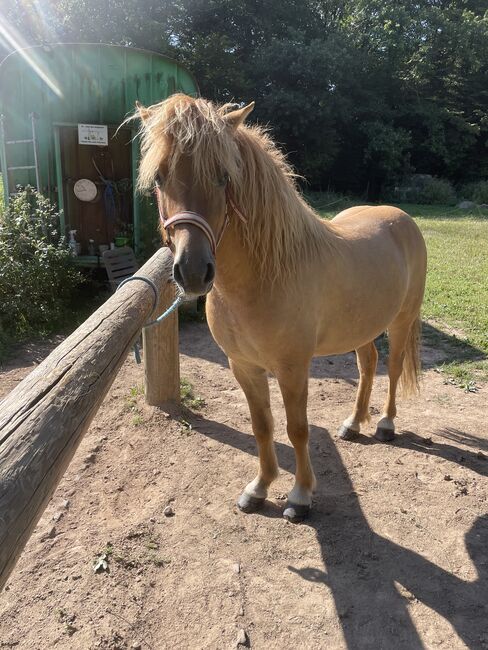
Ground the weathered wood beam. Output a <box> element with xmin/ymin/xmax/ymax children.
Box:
<box><xmin>0</xmin><ymin>246</ymin><xmax>178</xmax><ymax>591</ymax></box>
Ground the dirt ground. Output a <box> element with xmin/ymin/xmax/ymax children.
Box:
<box><xmin>0</xmin><ymin>321</ymin><xmax>487</xmax><ymax>650</ymax></box>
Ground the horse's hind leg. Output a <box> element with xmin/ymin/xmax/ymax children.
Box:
<box><xmin>231</xmin><ymin>360</ymin><xmax>279</xmax><ymax>513</ymax></box>
<box><xmin>375</xmin><ymin>316</ymin><xmax>419</xmax><ymax>442</ymax></box>
<box><xmin>339</xmin><ymin>341</ymin><xmax>378</xmax><ymax>440</ymax></box>
<box><xmin>276</xmin><ymin>364</ymin><xmax>316</xmax><ymax>523</ymax></box>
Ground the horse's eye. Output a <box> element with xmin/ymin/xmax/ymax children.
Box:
<box><xmin>219</xmin><ymin>172</ymin><xmax>229</xmax><ymax>187</ymax></box>
<box><xmin>155</xmin><ymin>172</ymin><xmax>164</xmax><ymax>188</ymax></box>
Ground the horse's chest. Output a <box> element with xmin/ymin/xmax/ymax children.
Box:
<box><xmin>207</xmin><ymin>292</ymin><xmax>276</xmax><ymax>364</ymax></box>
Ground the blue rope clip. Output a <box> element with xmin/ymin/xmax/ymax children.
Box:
<box><xmin>116</xmin><ymin>276</ymin><xmax>182</xmax><ymax>364</ymax></box>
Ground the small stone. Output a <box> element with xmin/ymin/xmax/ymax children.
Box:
<box><xmin>99</xmin><ymin>436</ymin><xmax>108</xmax><ymax>442</ymax></box>
<box><xmin>132</xmin><ymin>644</ymin><xmax>142</xmax><ymax>650</ymax></box>
<box><xmin>62</xmin><ymin>499</ymin><xmax>70</xmax><ymax>509</ymax></box>
<box><xmin>52</xmin><ymin>511</ymin><xmax>64</xmax><ymax>522</ymax></box>
<box><xmin>149</xmin><ymin>517</ymin><xmax>156</xmax><ymax>523</ymax></box>
<box><xmin>153</xmin><ymin>469</ymin><xmax>160</xmax><ymax>476</ymax></box>
<box><xmin>41</xmin><ymin>526</ymin><xmax>57</xmax><ymax>541</ymax></box>
<box><xmin>163</xmin><ymin>506</ymin><xmax>175</xmax><ymax>517</ymax></box>
<box><xmin>477</xmin><ymin>451</ymin><xmax>486</xmax><ymax>460</ymax></box>
<box><xmin>84</xmin><ymin>453</ymin><xmax>96</xmax><ymax>464</ymax></box>
<box><xmin>423</xmin><ymin>436</ymin><xmax>433</xmax><ymax>445</ymax></box>
<box><xmin>444</xmin><ymin>474</ymin><xmax>453</xmax><ymax>481</ymax></box>
<box><xmin>236</xmin><ymin>629</ymin><xmax>248</xmax><ymax>647</ymax></box>
<box><xmin>233</xmin><ymin>563</ymin><xmax>241</xmax><ymax>574</ymax></box>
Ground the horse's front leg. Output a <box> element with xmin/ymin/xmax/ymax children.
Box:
<box><xmin>230</xmin><ymin>360</ymin><xmax>279</xmax><ymax>513</ymax></box>
<box><xmin>276</xmin><ymin>364</ymin><xmax>316</xmax><ymax>523</ymax></box>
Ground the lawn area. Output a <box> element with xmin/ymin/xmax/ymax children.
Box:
<box><xmin>314</xmin><ymin>198</ymin><xmax>488</xmax><ymax>386</ymax></box>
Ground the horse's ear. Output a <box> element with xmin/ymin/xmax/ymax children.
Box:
<box><xmin>224</xmin><ymin>101</ymin><xmax>255</xmax><ymax>129</ymax></box>
<box><xmin>135</xmin><ymin>100</ymin><xmax>153</xmax><ymax>123</ymax></box>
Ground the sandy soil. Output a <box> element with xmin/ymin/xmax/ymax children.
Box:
<box><xmin>0</xmin><ymin>322</ymin><xmax>487</xmax><ymax>650</ymax></box>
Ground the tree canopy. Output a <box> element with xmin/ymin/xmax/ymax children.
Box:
<box><xmin>2</xmin><ymin>0</ymin><xmax>487</xmax><ymax>197</ymax></box>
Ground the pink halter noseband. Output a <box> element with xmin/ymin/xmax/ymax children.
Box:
<box><xmin>155</xmin><ymin>184</ymin><xmax>247</xmax><ymax>256</ymax></box>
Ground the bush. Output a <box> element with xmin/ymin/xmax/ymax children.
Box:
<box><xmin>384</xmin><ymin>175</ymin><xmax>456</xmax><ymax>205</ymax></box>
<box><xmin>459</xmin><ymin>180</ymin><xmax>488</xmax><ymax>205</ymax></box>
<box><xmin>0</xmin><ymin>187</ymin><xmax>83</xmax><ymax>344</ymax></box>
<box><xmin>418</xmin><ymin>177</ymin><xmax>457</xmax><ymax>205</ymax></box>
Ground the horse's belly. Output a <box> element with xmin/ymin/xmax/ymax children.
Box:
<box><xmin>314</xmin><ymin>269</ymin><xmax>408</xmax><ymax>355</ymax></box>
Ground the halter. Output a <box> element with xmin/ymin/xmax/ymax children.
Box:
<box><xmin>155</xmin><ymin>183</ymin><xmax>247</xmax><ymax>256</ymax></box>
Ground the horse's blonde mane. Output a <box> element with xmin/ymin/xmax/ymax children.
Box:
<box><xmin>133</xmin><ymin>94</ymin><xmax>340</xmax><ymax>282</ymax></box>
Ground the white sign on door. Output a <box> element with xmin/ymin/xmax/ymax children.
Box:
<box><xmin>78</xmin><ymin>123</ymin><xmax>108</xmax><ymax>146</ymax></box>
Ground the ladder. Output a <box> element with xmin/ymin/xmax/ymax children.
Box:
<box><xmin>0</xmin><ymin>112</ymin><xmax>41</xmax><ymax>201</ymax></box>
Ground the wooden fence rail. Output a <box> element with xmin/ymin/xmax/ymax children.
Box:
<box><xmin>0</xmin><ymin>246</ymin><xmax>179</xmax><ymax>591</ymax></box>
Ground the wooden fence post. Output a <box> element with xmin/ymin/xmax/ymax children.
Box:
<box><xmin>143</xmin><ymin>281</ymin><xmax>180</xmax><ymax>405</ymax></box>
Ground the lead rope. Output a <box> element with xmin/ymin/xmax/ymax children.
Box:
<box><xmin>116</xmin><ymin>275</ymin><xmax>183</xmax><ymax>364</ymax></box>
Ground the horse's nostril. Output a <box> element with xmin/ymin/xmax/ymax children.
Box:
<box><xmin>173</xmin><ymin>262</ymin><xmax>183</xmax><ymax>286</ymax></box>
<box><xmin>204</xmin><ymin>262</ymin><xmax>215</xmax><ymax>285</ymax></box>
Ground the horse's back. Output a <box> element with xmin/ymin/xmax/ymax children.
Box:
<box><xmin>332</xmin><ymin>204</ymin><xmax>426</xmax><ymax>261</ymax></box>
<box><xmin>333</xmin><ymin>204</ymin><xmax>415</xmax><ymax>230</ymax></box>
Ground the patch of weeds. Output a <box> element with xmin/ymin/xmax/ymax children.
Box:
<box><xmin>125</xmin><ymin>384</ymin><xmax>145</xmax><ymax>413</ymax></box>
<box><xmin>112</xmin><ymin>552</ymin><xmax>140</xmax><ymax>570</ymax></box>
<box><xmin>435</xmin><ymin>363</ymin><xmax>482</xmax><ymax>392</ymax></box>
<box><xmin>124</xmin><ymin>396</ymin><xmax>138</xmax><ymax>413</ymax></box>
<box><xmin>145</xmin><ymin>538</ymin><xmax>160</xmax><ymax>551</ymax></box>
<box><xmin>132</xmin><ymin>413</ymin><xmax>144</xmax><ymax>426</ymax></box>
<box><xmin>93</xmin><ymin>542</ymin><xmax>113</xmax><ymax>573</ymax></box>
<box><xmin>180</xmin><ymin>378</ymin><xmax>206</xmax><ymax>410</ymax></box>
<box><xmin>130</xmin><ymin>383</ymin><xmax>144</xmax><ymax>398</ymax></box>
<box><xmin>149</xmin><ymin>555</ymin><xmax>171</xmax><ymax>567</ymax></box>
<box><xmin>179</xmin><ymin>418</ymin><xmax>192</xmax><ymax>434</ymax></box>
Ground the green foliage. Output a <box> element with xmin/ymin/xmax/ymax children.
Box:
<box><xmin>460</xmin><ymin>181</ymin><xmax>488</xmax><ymax>205</ymax></box>
<box><xmin>2</xmin><ymin>1</ymin><xmax>488</xmax><ymax>197</ymax></box>
<box><xmin>180</xmin><ymin>378</ymin><xmax>206</xmax><ymax>410</ymax></box>
<box><xmin>385</xmin><ymin>175</ymin><xmax>457</xmax><ymax>205</ymax></box>
<box><xmin>0</xmin><ymin>188</ymin><xmax>83</xmax><ymax>348</ymax></box>
<box><xmin>417</xmin><ymin>178</ymin><xmax>457</xmax><ymax>206</ymax></box>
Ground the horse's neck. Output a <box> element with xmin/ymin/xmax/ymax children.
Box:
<box><xmin>215</xmin><ymin>194</ymin><xmax>338</xmax><ymax>297</ymax></box>
<box><xmin>214</xmin><ymin>222</ymin><xmax>258</xmax><ymax>295</ymax></box>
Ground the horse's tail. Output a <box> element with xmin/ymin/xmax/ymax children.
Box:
<box><xmin>399</xmin><ymin>316</ymin><xmax>422</xmax><ymax>397</ymax></box>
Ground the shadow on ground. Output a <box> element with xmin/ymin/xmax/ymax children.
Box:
<box><xmin>191</xmin><ymin>415</ymin><xmax>488</xmax><ymax>649</ymax></box>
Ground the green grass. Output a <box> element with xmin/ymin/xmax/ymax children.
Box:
<box><xmin>180</xmin><ymin>378</ymin><xmax>206</xmax><ymax>409</ymax></box>
<box><xmin>315</xmin><ymin>199</ymin><xmax>488</xmax><ymax>385</ymax></box>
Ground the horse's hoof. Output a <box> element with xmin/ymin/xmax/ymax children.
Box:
<box><xmin>375</xmin><ymin>427</ymin><xmax>395</xmax><ymax>442</ymax></box>
<box><xmin>237</xmin><ymin>493</ymin><xmax>265</xmax><ymax>513</ymax></box>
<box><xmin>338</xmin><ymin>425</ymin><xmax>359</xmax><ymax>441</ymax></box>
<box><xmin>283</xmin><ymin>502</ymin><xmax>311</xmax><ymax>523</ymax></box>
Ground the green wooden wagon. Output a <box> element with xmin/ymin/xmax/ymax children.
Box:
<box><xmin>0</xmin><ymin>43</ymin><xmax>198</xmax><ymax>262</ymax></box>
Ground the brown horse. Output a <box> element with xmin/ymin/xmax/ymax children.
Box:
<box><xmin>133</xmin><ymin>94</ymin><xmax>427</xmax><ymax>522</ymax></box>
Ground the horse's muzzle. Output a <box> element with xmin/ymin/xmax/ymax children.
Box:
<box><xmin>173</xmin><ymin>256</ymin><xmax>215</xmax><ymax>296</ymax></box>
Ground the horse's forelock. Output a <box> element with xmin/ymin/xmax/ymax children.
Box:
<box><xmin>137</xmin><ymin>95</ymin><xmax>241</xmax><ymax>192</ymax></box>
